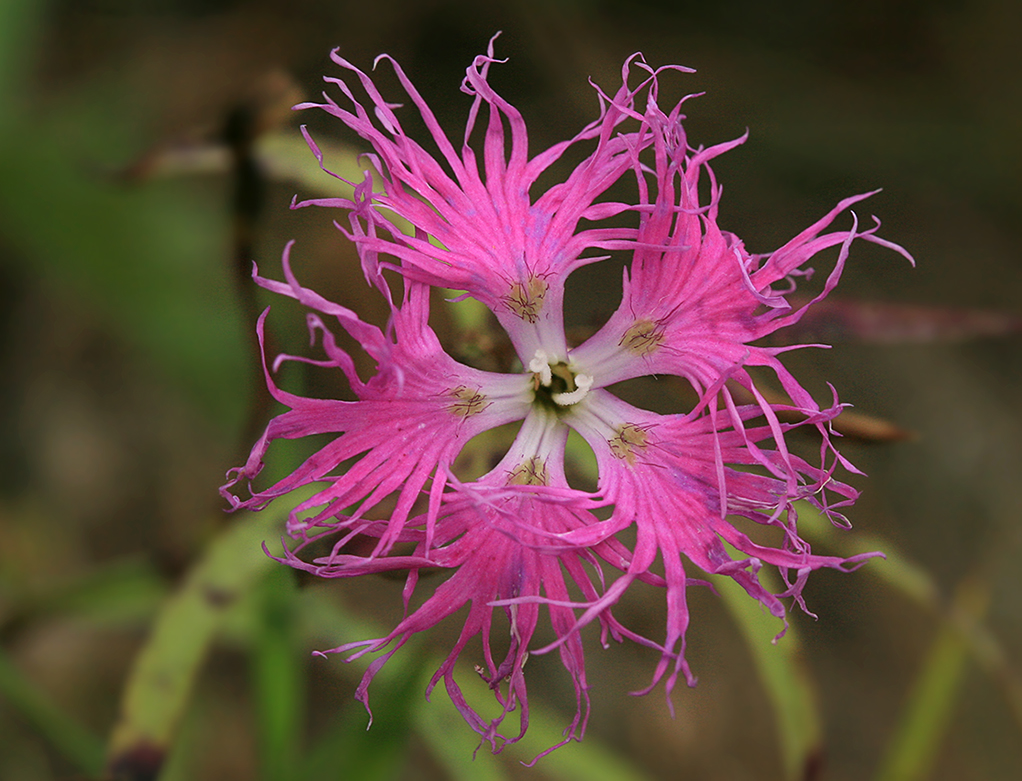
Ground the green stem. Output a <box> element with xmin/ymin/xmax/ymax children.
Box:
<box><xmin>254</xmin><ymin>567</ymin><xmax>303</xmax><ymax>781</ymax></box>
<box><xmin>874</xmin><ymin>579</ymin><xmax>988</xmax><ymax>781</ymax></box>
<box><xmin>105</xmin><ymin>509</ymin><xmax>284</xmax><ymax>778</ymax></box>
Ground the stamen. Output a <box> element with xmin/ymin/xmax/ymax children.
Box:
<box><xmin>529</xmin><ymin>350</ymin><xmax>553</xmax><ymax>387</ymax></box>
<box><xmin>608</xmin><ymin>423</ymin><xmax>650</xmax><ymax>466</ymax></box>
<box><xmin>552</xmin><ymin>373</ymin><xmax>592</xmax><ymax>406</ymax></box>
<box><xmin>507</xmin><ymin>456</ymin><xmax>549</xmax><ymax>486</ymax></box>
<box><xmin>446</xmin><ymin>385</ymin><xmax>490</xmax><ymax>417</ymax></box>
<box><xmin>504</xmin><ymin>275</ymin><xmax>548</xmax><ymax>323</ymax></box>
<box><xmin>620</xmin><ymin>318</ymin><xmax>665</xmax><ymax>356</ymax></box>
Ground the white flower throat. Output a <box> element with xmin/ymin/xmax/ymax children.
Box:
<box><xmin>529</xmin><ymin>349</ymin><xmax>593</xmax><ymax>407</ymax></box>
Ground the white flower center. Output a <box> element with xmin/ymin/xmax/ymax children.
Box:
<box><xmin>529</xmin><ymin>350</ymin><xmax>593</xmax><ymax>407</ymax></box>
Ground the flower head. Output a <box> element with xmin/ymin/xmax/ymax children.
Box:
<box><xmin>223</xmin><ymin>36</ymin><xmax>912</xmax><ymax>757</ymax></box>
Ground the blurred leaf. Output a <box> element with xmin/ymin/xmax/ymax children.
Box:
<box><xmin>508</xmin><ymin>696</ymin><xmax>655</xmax><ymax>781</ymax></box>
<box><xmin>414</xmin><ymin>691</ymin><xmax>514</xmax><ymax>781</ymax></box>
<box><xmin>725</xmin><ymin>376</ymin><xmax>913</xmax><ymax>443</ymax></box>
<box><xmin>257</xmin><ymin>131</ymin><xmax>365</xmax><ymax>199</ymax></box>
<box><xmin>440</xmin><ymin>287</ymin><xmax>493</xmax><ymax>333</ymax></box>
<box><xmin>23</xmin><ymin>559</ymin><xmax>167</xmax><ymax>627</ymax></box>
<box><xmin>105</xmin><ymin>509</ymin><xmax>284</xmax><ymax>778</ymax></box>
<box><xmin>528</xmin><ymin>736</ymin><xmax>650</xmax><ymax>781</ymax></box>
<box><xmin>301</xmin><ymin>662</ymin><xmax>420</xmax><ymax>781</ymax></box>
<box><xmin>413</xmin><ymin>652</ymin><xmax>656</xmax><ymax>781</ymax></box>
<box><xmin>295</xmin><ymin>590</ymin><xmax>420</xmax><ymax>781</ymax></box>
<box><xmin>875</xmin><ymin>579</ymin><xmax>989</xmax><ymax>781</ymax></box>
<box><xmin>0</xmin><ymin>102</ymin><xmax>249</xmax><ymax>427</ymax></box>
<box><xmin>0</xmin><ymin>646</ymin><xmax>106</xmax><ymax>776</ymax></box>
<box><xmin>714</xmin><ymin>569</ymin><xmax>821</xmax><ymax>781</ymax></box>
<box><xmin>295</xmin><ymin>586</ymin><xmax>654</xmax><ymax>780</ymax></box>
<box><xmin>799</xmin><ymin>502</ymin><xmax>1022</xmax><ymax>737</ymax></box>
<box><xmin>0</xmin><ymin>0</ymin><xmax>42</xmax><ymax>127</ymax></box>
<box><xmin>254</xmin><ymin>567</ymin><xmax>304</xmax><ymax>781</ymax></box>
<box><xmin>804</xmin><ymin>516</ymin><xmax>938</xmax><ymax>608</ymax></box>
<box><xmin>828</xmin><ymin>408</ymin><xmax>915</xmax><ymax>443</ymax></box>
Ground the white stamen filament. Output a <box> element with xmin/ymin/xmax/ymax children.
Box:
<box><xmin>529</xmin><ymin>349</ymin><xmax>553</xmax><ymax>387</ymax></box>
<box><xmin>552</xmin><ymin>373</ymin><xmax>593</xmax><ymax>406</ymax></box>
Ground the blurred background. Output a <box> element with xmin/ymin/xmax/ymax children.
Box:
<box><xmin>1</xmin><ymin>0</ymin><xmax>1021</xmax><ymax>779</ymax></box>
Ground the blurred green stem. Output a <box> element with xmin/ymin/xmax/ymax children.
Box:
<box><xmin>254</xmin><ymin>567</ymin><xmax>303</xmax><ymax>781</ymax></box>
<box><xmin>875</xmin><ymin>578</ymin><xmax>989</xmax><ymax>781</ymax></box>
<box><xmin>105</xmin><ymin>509</ymin><xmax>283</xmax><ymax>778</ymax></box>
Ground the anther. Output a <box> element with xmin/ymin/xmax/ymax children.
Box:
<box><xmin>529</xmin><ymin>350</ymin><xmax>553</xmax><ymax>387</ymax></box>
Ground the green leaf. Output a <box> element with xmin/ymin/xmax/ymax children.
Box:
<box><xmin>796</xmin><ymin>503</ymin><xmax>936</xmax><ymax>605</ymax></box>
<box><xmin>875</xmin><ymin>579</ymin><xmax>988</xmax><ymax>781</ymax></box>
<box><xmin>714</xmin><ymin>570</ymin><xmax>821</xmax><ymax>781</ymax></box>
<box><xmin>413</xmin><ymin>655</ymin><xmax>657</xmax><ymax>781</ymax></box>
<box><xmin>302</xmin><ymin>661</ymin><xmax>421</xmax><ymax>781</ymax></box>
<box><xmin>295</xmin><ymin>587</ymin><xmax>654</xmax><ymax>780</ymax></box>
<box><xmin>0</xmin><ymin>646</ymin><xmax>106</xmax><ymax>776</ymax></box>
<box><xmin>439</xmin><ymin>288</ymin><xmax>493</xmax><ymax>334</ymax></box>
<box><xmin>20</xmin><ymin>559</ymin><xmax>167</xmax><ymax>627</ymax></box>
<box><xmin>797</xmin><ymin>501</ymin><xmax>1022</xmax><ymax>735</ymax></box>
<box><xmin>514</xmin><ymin>697</ymin><xmax>655</xmax><ymax>781</ymax></box>
<box><xmin>0</xmin><ymin>0</ymin><xmax>42</xmax><ymax>128</ymax></box>
<box><xmin>288</xmin><ymin>586</ymin><xmax>420</xmax><ymax>781</ymax></box>
<box><xmin>256</xmin><ymin>132</ymin><xmax>364</xmax><ymax>199</ymax></box>
<box><xmin>413</xmin><ymin>682</ymin><xmax>514</xmax><ymax>781</ymax></box>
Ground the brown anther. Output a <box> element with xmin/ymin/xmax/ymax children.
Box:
<box><xmin>504</xmin><ymin>276</ymin><xmax>548</xmax><ymax>323</ymax></box>
<box><xmin>608</xmin><ymin>423</ymin><xmax>650</xmax><ymax>466</ymax></box>
<box><xmin>507</xmin><ymin>456</ymin><xmax>549</xmax><ymax>486</ymax></box>
<box><xmin>446</xmin><ymin>386</ymin><xmax>490</xmax><ymax>417</ymax></box>
<box><xmin>619</xmin><ymin>319</ymin><xmax>665</xmax><ymax>356</ymax></box>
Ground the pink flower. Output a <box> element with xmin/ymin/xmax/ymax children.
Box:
<box><xmin>291</xmin><ymin>38</ymin><xmax>689</xmax><ymax>363</ymax></box>
<box><xmin>223</xmin><ymin>37</ymin><xmax>912</xmax><ymax>756</ymax></box>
